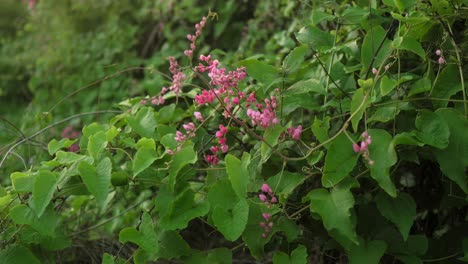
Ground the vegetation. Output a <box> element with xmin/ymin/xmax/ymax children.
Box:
<box><xmin>0</xmin><ymin>0</ymin><xmax>467</xmax><ymax>263</ymax></box>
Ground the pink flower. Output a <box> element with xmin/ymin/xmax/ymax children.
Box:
<box><xmin>259</xmin><ymin>194</ymin><xmax>267</xmax><ymax>202</ymax></box>
<box><xmin>262</xmin><ymin>213</ymin><xmax>271</xmax><ymax>221</ymax></box>
<box><xmin>194</xmin><ymin>111</ymin><xmax>203</xmax><ymax>121</ymax></box>
<box><xmin>261</xmin><ymin>184</ymin><xmax>272</xmax><ymax>193</ymax></box>
<box><xmin>438</xmin><ymin>56</ymin><xmax>445</xmax><ymax>64</ymax></box>
<box><xmin>372</xmin><ymin>67</ymin><xmax>378</xmax><ymax>75</ymax></box>
<box><xmin>436</xmin><ymin>49</ymin><xmax>442</xmax><ymax>56</ymax></box>
<box><xmin>353</xmin><ymin>143</ymin><xmax>361</xmax><ymax>153</ymax></box>
<box><xmin>287</xmin><ymin>125</ymin><xmax>303</xmax><ymax>140</ymax></box>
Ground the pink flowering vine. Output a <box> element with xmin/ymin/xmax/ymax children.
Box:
<box><xmin>287</xmin><ymin>125</ymin><xmax>303</xmax><ymax>140</ymax></box>
<box><xmin>258</xmin><ymin>183</ymin><xmax>278</xmax><ymax>238</ymax></box>
<box><xmin>353</xmin><ymin>131</ymin><xmax>374</xmax><ymax>165</ymax></box>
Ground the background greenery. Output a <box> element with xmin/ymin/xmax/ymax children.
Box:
<box><xmin>0</xmin><ymin>0</ymin><xmax>467</xmax><ymax>263</ymax></box>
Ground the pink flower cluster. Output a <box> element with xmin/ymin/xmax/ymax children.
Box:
<box><xmin>353</xmin><ymin>131</ymin><xmax>374</xmax><ymax>165</ymax></box>
<box><xmin>205</xmin><ymin>124</ymin><xmax>229</xmax><ymax>165</ymax></box>
<box><xmin>169</xmin><ymin>122</ymin><xmax>197</xmax><ymax>155</ymax></box>
<box><xmin>184</xmin><ymin>17</ymin><xmax>207</xmax><ymax>57</ymax></box>
<box><xmin>246</xmin><ymin>93</ymin><xmax>279</xmax><ymax>129</ymax></box>
<box><xmin>287</xmin><ymin>125</ymin><xmax>303</xmax><ymax>140</ymax></box>
<box><xmin>61</xmin><ymin>126</ymin><xmax>80</xmax><ymax>153</ymax></box>
<box><xmin>436</xmin><ymin>49</ymin><xmax>445</xmax><ymax>65</ymax></box>
<box><xmin>258</xmin><ymin>183</ymin><xmax>277</xmax><ymax>238</ymax></box>
<box><xmin>167</xmin><ymin>57</ymin><xmax>186</xmax><ymax>95</ymax></box>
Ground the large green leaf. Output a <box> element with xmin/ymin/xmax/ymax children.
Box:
<box><xmin>209</xmin><ymin>180</ymin><xmax>249</xmax><ymax>241</ymax></box>
<box><xmin>9</xmin><ymin>204</ymin><xmax>58</xmax><ymax>236</ymax></box>
<box><xmin>159</xmin><ymin>188</ymin><xmax>210</xmax><ymax>230</ymax></box>
<box><xmin>376</xmin><ymin>192</ymin><xmax>416</xmax><ymax>240</ymax></box>
<box><xmin>273</xmin><ymin>245</ymin><xmax>308</xmax><ymax>264</ymax></box>
<box><xmin>266</xmin><ymin>171</ymin><xmax>305</xmax><ymax>203</ymax></box>
<box><xmin>47</xmin><ymin>138</ymin><xmax>76</xmax><ymax>155</ymax></box>
<box><xmin>393</xmin><ymin>0</ymin><xmax>416</xmax><ymax>12</ymax></box>
<box><xmin>312</xmin><ymin>116</ymin><xmax>330</xmax><ymax>145</ymax></box>
<box><xmin>87</xmin><ymin>131</ymin><xmax>107</xmax><ymax>160</ymax></box>
<box><xmin>168</xmin><ymin>143</ymin><xmax>197</xmax><ymax>191</ymax></box>
<box><xmin>157</xmin><ymin>230</ymin><xmax>191</xmax><ymax>259</ymax></box>
<box><xmin>431</xmin><ymin>65</ymin><xmax>462</xmax><ymax>108</ymax></box>
<box><xmin>361</xmin><ymin>26</ymin><xmax>392</xmax><ymax>72</ymax></box>
<box><xmin>408</xmin><ymin>77</ymin><xmax>431</xmax><ymax>97</ymax></box>
<box><xmin>0</xmin><ymin>245</ymin><xmax>40</xmax><ymax>264</ymax></box>
<box><xmin>347</xmin><ymin>238</ymin><xmax>387</xmax><ymax>264</ymax></box>
<box><xmin>127</xmin><ymin>107</ymin><xmax>157</xmax><ymax>138</ymax></box>
<box><xmin>434</xmin><ymin>109</ymin><xmax>468</xmax><ymax>193</ymax></box>
<box><xmin>185</xmin><ymin>248</ymin><xmax>232</xmax><ymax>264</ymax></box>
<box><xmin>10</xmin><ymin>172</ymin><xmax>33</xmax><ymax>193</ymax></box>
<box><xmin>296</xmin><ymin>26</ymin><xmax>334</xmax><ymax>50</ymax></box>
<box><xmin>119</xmin><ymin>212</ymin><xmax>158</xmax><ymax>257</ymax></box>
<box><xmin>78</xmin><ymin>158</ymin><xmax>112</xmax><ymax>208</ymax></box>
<box><xmin>282</xmin><ymin>45</ymin><xmax>309</xmax><ymax>74</ymax></box>
<box><xmin>322</xmin><ymin>133</ymin><xmax>359</xmax><ymax>187</ymax></box>
<box><xmin>415</xmin><ymin>110</ymin><xmax>450</xmax><ymax>149</ymax></box>
<box><xmin>226</xmin><ymin>153</ymin><xmax>250</xmax><ymax>199</ymax></box>
<box><xmin>350</xmin><ymin>87</ymin><xmax>371</xmax><ymax>132</ymax></box>
<box><xmin>306</xmin><ymin>177</ymin><xmax>360</xmax><ymax>245</ymax></box>
<box><xmin>393</xmin><ymin>36</ymin><xmax>426</xmax><ymax>59</ymax></box>
<box><xmin>238</xmin><ymin>59</ymin><xmax>278</xmax><ymax>86</ymax></box>
<box><xmin>261</xmin><ymin>124</ymin><xmax>284</xmax><ymax>162</ymax></box>
<box><xmin>132</xmin><ymin>138</ymin><xmax>158</xmax><ymax>177</ymax></box>
<box><xmin>380</xmin><ymin>76</ymin><xmax>398</xmax><ymax>96</ymax></box>
<box><xmin>30</xmin><ymin>170</ymin><xmax>57</xmax><ymax>217</ymax></box>
<box><xmin>368</xmin><ymin>129</ymin><xmax>397</xmax><ymax>197</ymax></box>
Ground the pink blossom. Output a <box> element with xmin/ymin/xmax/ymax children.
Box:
<box><xmin>353</xmin><ymin>143</ymin><xmax>361</xmax><ymax>153</ymax></box>
<box><xmin>438</xmin><ymin>56</ymin><xmax>445</xmax><ymax>64</ymax></box>
<box><xmin>436</xmin><ymin>49</ymin><xmax>442</xmax><ymax>56</ymax></box>
<box><xmin>270</xmin><ymin>196</ymin><xmax>277</xmax><ymax>204</ymax></box>
<box><xmin>372</xmin><ymin>67</ymin><xmax>378</xmax><ymax>75</ymax></box>
<box><xmin>194</xmin><ymin>111</ymin><xmax>203</xmax><ymax>121</ymax></box>
<box><xmin>261</xmin><ymin>184</ymin><xmax>272</xmax><ymax>193</ymax></box>
<box><xmin>262</xmin><ymin>213</ymin><xmax>271</xmax><ymax>221</ymax></box>
<box><xmin>287</xmin><ymin>125</ymin><xmax>303</xmax><ymax>140</ymax></box>
<box><xmin>259</xmin><ymin>194</ymin><xmax>267</xmax><ymax>202</ymax></box>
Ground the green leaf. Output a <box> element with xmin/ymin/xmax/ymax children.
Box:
<box><xmin>212</xmin><ymin>198</ymin><xmax>249</xmax><ymax>241</ymax></box>
<box><xmin>226</xmin><ymin>153</ymin><xmax>250</xmax><ymax>199</ymax></box>
<box><xmin>48</xmin><ymin>138</ymin><xmax>76</xmax><ymax>155</ymax></box>
<box><xmin>78</xmin><ymin>158</ymin><xmax>112</xmax><ymax>208</ymax></box>
<box><xmin>157</xmin><ymin>230</ymin><xmax>191</xmax><ymax>259</ymax></box>
<box><xmin>376</xmin><ymin>192</ymin><xmax>416</xmax><ymax>240</ymax></box>
<box><xmin>434</xmin><ymin>109</ymin><xmax>468</xmax><ymax>193</ymax></box>
<box><xmin>159</xmin><ymin>188</ymin><xmax>210</xmax><ymax>230</ymax></box>
<box><xmin>267</xmin><ymin>171</ymin><xmax>305</xmax><ymax>203</ymax></box>
<box><xmin>168</xmin><ymin>143</ymin><xmax>197</xmax><ymax>191</ymax></box>
<box><xmin>276</xmin><ymin>217</ymin><xmax>300</xmax><ymax>242</ymax></box>
<box><xmin>209</xmin><ymin>180</ymin><xmax>248</xmax><ymax>241</ymax></box>
<box><xmin>261</xmin><ymin>124</ymin><xmax>284</xmax><ymax>162</ymax></box>
<box><xmin>408</xmin><ymin>77</ymin><xmax>431</xmax><ymax>97</ymax></box>
<box><xmin>282</xmin><ymin>45</ymin><xmax>309</xmax><ymax>73</ymax></box>
<box><xmin>380</xmin><ymin>76</ymin><xmax>398</xmax><ymax>96</ymax></box>
<box><xmin>9</xmin><ymin>204</ymin><xmax>58</xmax><ymax>236</ymax></box>
<box><xmin>322</xmin><ymin>133</ymin><xmax>359</xmax><ymax>187</ymax></box>
<box><xmin>30</xmin><ymin>170</ymin><xmax>57</xmax><ymax>217</ymax></box>
<box><xmin>369</xmin><ymin>129</ymin><xmax>397</xmax><ymax>197</ymax></box>
<box><xmin>368</xmin><ymin>106</ymin><xmax>400</xmax><ymax>123</ymax></box>
<box><xmin>431</xmin><ymin>65</ymin><xmax>462</xmax><ymax>108</ymax></box>
<box><xmin>156</xmin><ymin>103</ymin><xmax>176</xmax><ymax>124</ymax></box>
<box><xmin>311</xmin><ymin>10</ymin><xmax>335</xmax><ymax>25</ymax></box>
<box><xmin>361</xmin><ymin>26</ymin><xmax>392</xmax><ymax>72</ymax></box>
<box><xmin>55</xmin><ymin>151</ymin><xmax>90</xmax><ymax>165</ymax></box>
<box><xmin>296</xmin><ymin>26</ymin><xmax>334</xmax><ymax>50</ymax></box>
<box><xmin>393</xmin><ymin>36</ymin><xmax>426</xmax><ymax>59</ymax></box>
<box><xmin>102</xmin><ymin>253</ymin><xmax>115</xmax><ymax>264</ymax></box>
<box><xmin>87</xmin><ymin>131</ymin><xmax>107</xmax><ymax>160</ymax></box>
<box><xmin>312</xmin><ymin>116</ymin><xmax>330</xmax><ymax>145</ymax></box>
<box><xmin>10</xmin><ymin>172</ymin><xmax>33</xmax><ymax>193</ymax></box>
<box><xmin>185</xmin><ymin>248</ymin><xmax>232</xmax><ymax>264</ymax></box>
<box><xmin>273</xmin><ymin>245</ymin><xmax>308</xmax><ymax>264</ymax></box>
<box><xmin>393</xmin><ymin>0</ymin><xmax>416</xmax><ymax>12</ymax></box>
<box><xmin>127</xmin><ymin>107</ymin><xmax>157</xmax><ymax>138</ymax></box>
<box><xmin>0</xmin><ymin>245</ymin><xmax>40</xmax><ymax>264</ymax></box>
<box><xmin>132</xmin><ymin>138</ymin><xmax>158</xmax><ymax>177</ymax></box>
<box><xmin>351</xmin><ymin>87</ymin><xmax>371</xmax><ymax>132</ymax></box>
<box><xmin>306</xmin><ymin>177</ymin><xmax>360</xmax><ymax>245</ymax></box>
<box><xmin>119</xmin><ymin>212</ymin><xmax>158</xmax><ymax>256</ymax></box>
<box><xmin>415</xmin><ymin>110</ymin><xmax>450</xmax><ymax>149</ymax></box>
<box><xmin>340</xmin><ymin>7</ymin><xmax>369</xmax><ymax>24</ymax></box>
<box><xmin>238</xmin><ymin>59</ymin><xmax>278</xmax><ymax>86</ymax></box>
<box><xmin>347</xmin><ymin>238</ymin><xmax>387</xmax><ymax>264</ymax></box>
<box><xmin>283</xmin><ymin>79</ymin><xmax>324</xmax><ymax>96</ymax></box>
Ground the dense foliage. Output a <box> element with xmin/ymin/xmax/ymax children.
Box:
<box><xmin>1</xmin><ymin>0</ymin><xmax>467</xmax><ymax>263</ymax></box>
